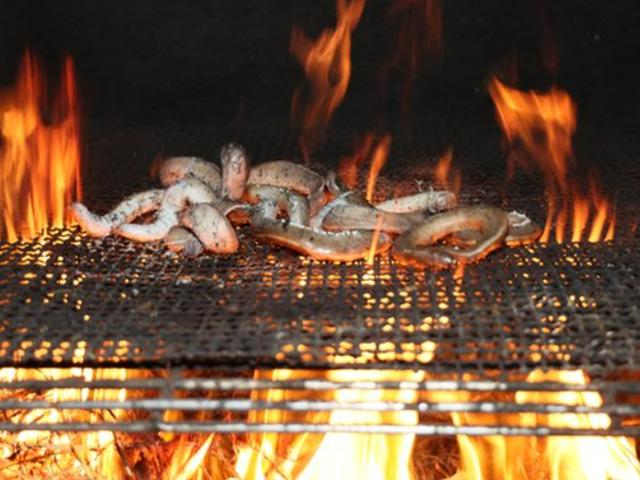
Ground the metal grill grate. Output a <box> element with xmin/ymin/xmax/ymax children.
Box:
<box><xmin>1</xmin><ymin>122</ymin><xmax>639</xmax><ymax>375</ymax></box>
<box><xmin>2</xmin><ymin>370</ymin><xmax>640</xmax><ymax>436</ymax></box>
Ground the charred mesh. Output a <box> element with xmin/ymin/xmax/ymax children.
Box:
<box><xmin>1</xmin><ymin>121</ymin><xmax>639</xmax><ymax>378</ymax></box>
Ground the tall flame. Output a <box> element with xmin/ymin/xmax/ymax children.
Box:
<box><xmin>294</xmin><ymin>369</ymin><xmax>420</xmax><ymax>480</ymax></box>
<box><xmin>234</xmin><ymin>369</ymin><xmax>422</xmax><ymax>480</ymax></box>
<box><xmin>290</xmin><ymin>0</ymin><xmax>366</xmax><ymax>158</ymax></box>
<box><xmin>453</xmin><ymin>369</ymin><xmax>640</xmax><ymax>480</ymax></box>
<box><xmin>365</xmin><ymin>134</ymin><xmax>391</xmax><ymax>203</ymax></box>
<box><xmin>0</xmin><ymin>50</ymin><xmax>82</xmax><ymax>243</ymax></box>
<box><xmin>518</xmin><ymin>370</ymin><xmax>640</xmax><ymax>480</ymax></box>
<box><xmin>488</xmin><ymin>77</ymin><xmax>614</xmax><ymax>243</ymax></box>
<box><xmin>233</xmin><ymin>369</ymin><xmax>330</xmax><ymax>479</ymax></box>
<box><xmin>164</xmin><ymin>434</ymin><xmax>214</xmax><ymax>480</ymax></box>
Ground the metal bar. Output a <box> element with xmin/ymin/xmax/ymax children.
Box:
<box><xmin>3</xmin><ymin>377</ymin><xmax>640</xmax><ymax>393</ymax></box>
<box><xmin>1</xmin><ymin>398</ymin><xmax>640</xmax><ymax>416</ymax></box>
<box><xmin>1</xmin><ymin>421</ymin><xmax>639</xmax><ymax>436</ymax></box>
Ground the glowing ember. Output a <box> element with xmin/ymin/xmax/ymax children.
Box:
<box><xmin>290</xmin><ymin>0</ymin><xmax>366</xmax><ymax>158</ymax></box>
<box><xmin>488</xmin><ymin>77</ymin><xmax>614</xmax><ymax>243</ymax></box>
<box><xmin>0</xmin><ymin>50</ymin><xmax>82</xmax><ymax>243</ymax></box>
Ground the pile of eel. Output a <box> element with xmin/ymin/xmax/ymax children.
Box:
<box><xmin>72</xmin><ymin>143</ymin><xmax>541</xmax><ymax>268</ymax></box>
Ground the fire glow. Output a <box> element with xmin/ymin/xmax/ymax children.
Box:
<box><xmin>0</xmin><ymin>50</ymin><xmax>82</xmax><ymax>243</ymax></box>
<box><xmin>0</xmin><ymin>365</ymin><xmax>224</xmax><ymax>479</ymax></box>
<box><xmin>452</xmin><ymin>370</ymin><xmax>640</xmax><ymax>480</ymax></box>
<box><xmin>0</xmin><ymin>3</ymin><xmax>635</xmax><ymax>479</ymax></box>
<box><xmin>489</xmin><ymin>77</ymin><xmax>615</xmax><ymax>244</ymax></box>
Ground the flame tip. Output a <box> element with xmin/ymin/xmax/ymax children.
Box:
<box><xmin>489</xmin><ymin>76</ymin><xmax>614</xmax><ymax>244</ymax></box>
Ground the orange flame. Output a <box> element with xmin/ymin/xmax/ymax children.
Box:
<box><xmin>0</xmin><ymin>50</ymin><xmax>82</xmax><ymax>243</ymax></box>
<box><xmin>0</xmin><ymin>357</ymin><xmax>147</xmax><ymax>478</ymax></box>
<box><xmin>233</xmin><ymin>369</ymin><xmax>329</xmax><ymax>479</ymax></box>
<box><xmin>338</xmin><ymin>132</ymin><xmax>391</xmax><ymax>201</ymax></box>
<box><xmin>235</xmin><ymin>341</ymin><xmax>432</xmax><ymax>479</ymax></box>
<box><xmin>164</xmin><ymin>434</ymin><xmax>214</xmax><ymax>480</ymax></box>
<box><xmin>234</xmin><ymin>369</ymin><xmax>422</xmax><ymax>480</ymax></box>
<box><xmin>518</xmin><ymin>370</ymin><xmax>639</xmax><ymax>480</ymax></box>
<box><xmin>290</xmin><ymin>0</ymin><xmax>366</xmax><ymax>158</ymax></box>
<box><xmin>0</xmin><ymin>365</ymin><xmax>230</xmax><ymax>479</ymax></box>
<box><xmin>365</xmin><ymin>134</ymin><xmax>391</xmax><ymax>202</ymax></box>
<box><xmin>433</xmin><ymin>147</ymin><xmax>460</xmax><ymax>196</ymax></box>
<box><xmin>339</xmin><ymin>134</ymin><xmax>375</xmax><ymax>189</ymax></box>
<box><xmin>454</xmin><ymin>369</ymin><xmax>640</xmax><ymax>480</ymax></box>
<box><xmin>489</xmin><ymin>77</ymin><xmax>614</xmax><ymax>243</ymax></box>
<box><xmin>293</xmin><ymin>369</ymin><xmax>420</xmax><ymax>480</ymax></box>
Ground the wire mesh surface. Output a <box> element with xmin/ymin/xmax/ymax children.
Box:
<box><xmin>1</xmin><ymin>121</ymin><xmax>640</xmax><ymax>377</ymax></box>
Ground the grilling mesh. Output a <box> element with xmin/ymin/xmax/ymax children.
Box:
<box><xmin>1</xmin><ymin>120</ymin><xmax>639</xmax><ymax>378</ymax></box>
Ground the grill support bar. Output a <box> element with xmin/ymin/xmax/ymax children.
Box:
<box><xmin>1</xmin><ymin>374</ymin><xmax>638</xmax><ymax>435</ymax></box>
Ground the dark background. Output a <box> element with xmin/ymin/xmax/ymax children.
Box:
<box><xmin>0</xmin><ymin>0</ymin><xmax>638</xmax><ymax>131</ymax></box>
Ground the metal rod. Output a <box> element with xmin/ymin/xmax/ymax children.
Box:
<box><xmin>1</xmin><ymin>398</ymin><xmax>640</xmax><ymax>416</ymax></box>
<box><xmin>2</xmin><ymin>377</ymin><xmax>639</xmax><ymax>393</ymax></box>
<box><xmin>0</xmin><ymin>421</ymin><xmax>638</xmax><ymax>436</ymax></box>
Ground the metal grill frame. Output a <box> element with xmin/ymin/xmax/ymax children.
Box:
<box><xmin>1</xmin><ymin>123</ymin><xmax>640</xmax><ymax>435</ymax></box>
<box><xmin>2</xmin><ymin>370</ymin><xmax>640</xmax><ymax>435</ymax></box>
